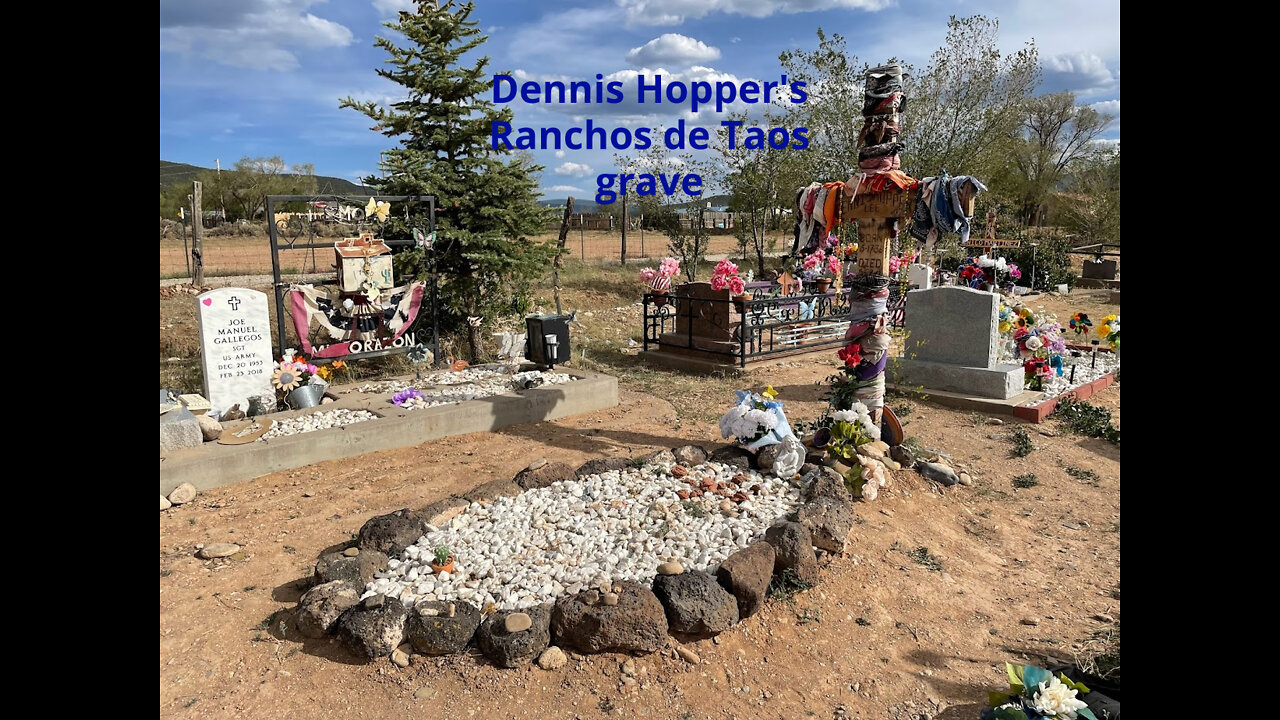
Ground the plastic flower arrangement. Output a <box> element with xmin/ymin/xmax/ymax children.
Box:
<box><xmin>638</xmin><ymin>257</ymin><xmax>681</xmax><ymax>291</ymax></box>
<box><xmin>718</xmin><ymin>390</ymin><xmax>793</xmax><ymax>450</ymax></box>
<box><xmin>837</xmin><ymin>342</ymin><xmax>862</xmax><ymax>368</ymax></box>
<box><xmin>272</xmin><ymin>354</ymin><xmax>318</xmax><ymax>392</ymax></box>
<box><xmin>824</xmin><ymin>402</ymin><xmax>886</xmax><ymax>499</ymax></box>
<box><xmin>1098</xmin><ymin>314</ymin><xmax>1119</xmax><ymax>350</ymax></box>
<box><xmin>1023</xmin><ymin>357</ymin><xmax>1054</xmax><ymax>391</ymax></box>
<box><xmin>392</xmin><ymin>388</ymin><xmax>423</xmax><ymax>407</ymax></box>
<box><xmin>982</xmin><ymin>663</ymin><xmax>1098</xmax><ymax>720</ymax></box>
<box><xmin>1068</xmin><ymin>312</ymin><xmax>1092</xmax><ymax>336</ymax></box>
<box><xmin>710</xmin><ymin>259</ymin><xmax>746</xmax><ymax>295</ymax></box>
<box><xmin>998</xmin><ymin>305</ymin><xmax>1016</xmax><ymax>334</ymax></box>
<box><xmin>1007</xmin><ymin>263</ymin><xmax>1022</xmax><ymax>280</ymax></box>
<box><xmin>958</xmin><ymin>259</ymin><xmax>986</xmax><ymax>288</ymax></box>
<box><xmin>800</xmin><ymin>248</ymin><xmax>826</xmax><ymax>280</ymax></box>
<box><xmin>887</xmin><ymin>250</ymin><xmax>917</xmax><ymax>276</ymax></box>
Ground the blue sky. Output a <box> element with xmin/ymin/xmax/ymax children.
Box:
<box><xmin>159</xmin><ymin>0</ymin><xmax>1120</xmax><ymax>196</ymax></box>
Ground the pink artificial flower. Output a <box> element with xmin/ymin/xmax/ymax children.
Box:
<box><xmin>827</xmin><ymin>255</ymin><xmax>842</xmax><ymax>276</ymax></box>
<box><xmin>728</xmin><ymin>276</ymin><xmax>746</xmax><ymax>295</ymax></box>
<box><xmin>639</xmin><ymin>268</ymin><xmax>657</xmax><ymax>284</ymax></box>
<box><xmin>1008</xmin><ymin>264</ymin><xmax>1022</xmax><ymax>280</ymax></box>
<box><xmin>711</xmin><ymin>275</ymin><xmax>728</xmax><ymax>291</ymax></box>
<box><xmin>714</xmin><ymin>259</ymin><xmax>739</xmax><ymax>278</ymax></box>
<box><xmin>888</xmin><ymin>257</ymin><xmax>902</xmax><ymax>274</ymax></box>
<box><xmin>659</xmin><ymin>257</ymin><xmax>680</xmax><ymax>277</ymax></box>
<box><xmin>306</xmin><ymin>364</ymin><xmax>318</xmax><ymax>375</ymax></box>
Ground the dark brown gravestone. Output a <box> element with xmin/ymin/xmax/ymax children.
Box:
<box><xmin>658</xmin><ymin>281</ymin><xmax>745</xmax><ymax>358</ymax></box>
<box><xmin>671</xmin><ymin>282</ymin><xmax>736</xmax><ymax>342</ymax></box>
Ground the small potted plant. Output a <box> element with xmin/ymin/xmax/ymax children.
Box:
<box><xmin>429</xmin><ymin>545</ymin><xmax>454</xmax><ymax>574</ymax></box>
<box><xmin>639</xmin><ymin>257</ymin><xmax>680</xmax><ymax>307</ymax></box>
<box><xmin>800</xmin><ymin>248</ymin><xmax>842</xmax><ymax>292</ymax></box>
<box><xmin>711</xmin><ymin>259</ymin><xmax>751</xmax><ymax>311</ymax></box>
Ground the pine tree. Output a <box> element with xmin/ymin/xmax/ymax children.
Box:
<box><xmin>340</xmin><ymin>0</ymin><xmax>555</xmax><ymax>361</ymax></box>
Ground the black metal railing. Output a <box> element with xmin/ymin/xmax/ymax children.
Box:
<box><xmin>643</xmin><ymin>281</ymin><xmax>911</xmax><ymax>366</ymax></box>
<box><xmin>642</xmin><ymin>287</ymin><xmax>856</xmax><ymax>367</ymax></box>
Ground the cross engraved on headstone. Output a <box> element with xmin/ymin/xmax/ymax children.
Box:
<box><xmin>227</xmin><ymin>296</ymin><xmax>241</xmax><ymax>310</ymax></box>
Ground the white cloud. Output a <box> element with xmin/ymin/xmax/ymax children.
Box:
<box><xmin>547</xmin><ymin>185</ymin><xmax>585</xmax><ymax>193</ymax></box>
<box><xmin>159</xmin><ymin>0</ymin><xmax>352</xmax><ymax>71</ymax></box>
<box><xmin>1090</xmin><ymin>99</ymin><xmax>1120</xmax><ymax>117</ymax></box>
<box><xmin>730</xmin><ymin>37</ymin><xmax>742</xmax><ymax>43</ymax></box>
<box><xmin>554</xmin><ymin>162</ymin><xmax>594</xmax><ymax>177</ymax></box>
<box><xmin>626</xmin><ymin>33</ymin><xmax>721</xmax><ymax>66</ymax></box>
<box><xmin>555</xmin><ymin>150</ymin><xmax>566</xmax><ymax>158</ymax></box>
<box><xmin>1042</xmin><ymin>52</ymin><xmax>1117</xmax><ymax>93</ymax></box>
<box><xmin>618</xmin><ymin>0</ymin><xmax>890</xmax><ymax>26</ymax></box>
<box><xmin>371</xmin><ymin>0</ymin><xmax>415</xmax><ymax>14</ymax></box>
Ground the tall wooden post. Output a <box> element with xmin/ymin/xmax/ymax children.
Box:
<box><xmin>191</xmin><ymin>180</ymin><xmax>204</xmax><ymax>287</ymax></box>
<box><xmin>838</xmin><ymin>63</ymin><xmax>912</xmax><ymax>426</ymax></box>
<box><xmin>554</xmin><ymin>197</ymin><xmax>574</xmax><ymax>315</ymax></box>
<box><xmin>620</xmin><ymin>192</ymin><xmax>628</xmax><ymax>265</ymax></box>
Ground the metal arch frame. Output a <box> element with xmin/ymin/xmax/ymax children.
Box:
<box><xmin>266</xmin><ymin>194</ymin><xmax>438</xmax><ymax>363</ymax></box>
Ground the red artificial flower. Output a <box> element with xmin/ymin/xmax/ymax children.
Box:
<box><xmin>838</xmin><ymin>343</ymin><xmax>862</xmax><ymax>368</ymax></box>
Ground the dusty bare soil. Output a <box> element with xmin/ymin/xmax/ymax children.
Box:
<box><xmin>159</xmin><ymin>354</ymin><xmax>1120</xmax><ymax>720</ymax></box>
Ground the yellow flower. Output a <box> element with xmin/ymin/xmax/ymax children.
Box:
<box><xmin>1098</xmin><ymin>323</ymin><xmax>1111</xmax><ymax>337</ymax></box>
<box><xmin>373</xmin><ymin>201</ymin><xmax>391</xmax><ymax>222</ymax></box>
<box><xmin>331</xmin><ymin>359</ymin><xmax>347</xmax><ymax>370</ymax></box>
<box><xmin>316</xmin><ymin>365</ymin><xmax>332</xmax><ymax>381</ymax></box>
<box><xmin>364</xmin><ymin>197</ymin><xmax>378</xmax><ymax>218</ymax></box>
<box><xmin>998</xmin><ymin>321</ymin><xmax>1011</xmax><ymax>333</ymax></box>
<box><xmin>763</xmin><ymin>385</ymin><xmax>778</xmax><ymax>399</ymax></box>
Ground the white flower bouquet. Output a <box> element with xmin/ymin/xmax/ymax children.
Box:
<box><xmin>718</xmin><ymin>390</ymin><xmax>794</xmax><ymax>450</ymax></box>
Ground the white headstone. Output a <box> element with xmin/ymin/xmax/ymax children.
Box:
<box><xmin>196</xmin><ymin>288</ymin><xmax>274</xmax><ymax>416</ymax></box>
<box><xmin>907</xmin><ymin>264</ymin><xmax>933</xmax><ymax>290</ymax></box>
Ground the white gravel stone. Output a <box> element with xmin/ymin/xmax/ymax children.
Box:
<box><xmin>261</xmin><ymin>409</ymin><xmax>378</xmax><ymax>439</ymax></box>
<box><xmin>357</xmin><ymin>367</ymin><xmax>575</xmax><ymax>411</ymax></box>
<box><xmin>999</xmin><ymin>351</ymin><xmax>1119</xmax><ymax>405</ymax></box>
<box><xmin>364</xmin><ymin>461</ymin><xmax>802</xmax><ymax>610</ymax></box>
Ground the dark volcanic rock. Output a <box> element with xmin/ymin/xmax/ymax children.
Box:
<box><xmin>295</xmin><ymin>580</ymin><xmax>362</xmax><ymax>638</ymax></box>
<box><xmin>795</xmin><ymin>497</ymin><xmax>855</xmax><ymax>554</ymax></box>
<box><xmin>652</xmin><ymin>570</ymin><xmax>739</xmax><ymax>636</ymax></box>
<box><xmin>764</xmin><ymin>521</ymin><xmax>820</xmax><ymax>585</ymax></box>
<box><xmin>709</xmin><ymin>445</ymin><xmax>755</xmax><ymax>471</ymax></box>
<box><xmin>336</xmin><ymin>596</ymin><xmax>409</xmax><ymax>660</ymax></box>
<box><xmin>356</xmin><ymin>509</ymin><xmax>427</xmax><ymax>556</ymax></box>
<box><xmin>715</xmin><ymin>542</ymin><xmax>776</xmax><ymax>618</ymax></box>
<box><xmin>671</xmin><ymin>445</ymin><xmax>709</xmax><ymax>466</ymax></box>
<box><xmin>314</xmin><ymin>549</ymin><xmax>388</xmax><ymax>586</ymax></box>
<box><xmin>406</xmin><ymin>601</ymin><xmax>482</xmax><ymax>656</ymax></box>
<box><xmin>513</xmin><ymin>461</ymin><xmax>576</xmax><ymax>490</ymax></box>
<box><xmin>574</xmin><ymin>458</ymin><xmax>632</xmax><ymax>478</ymax></box>
<box><xmin>551</xmin><ymin>581</ymin><xmax>668</xmax><ymax>654</ymax></box>
<box><xmin>477</xmin><ymin>605</ymin><xmax>552</xmax><ymax>668</ymax></box>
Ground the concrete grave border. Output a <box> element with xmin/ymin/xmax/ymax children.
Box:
<box><xmin>159</xmin><ymin>368</ymin><xmax>618</xmax><ymax>495</ymax></box>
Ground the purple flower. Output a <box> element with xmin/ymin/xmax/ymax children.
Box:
<box><xmin>392</xmin><ymin>388</ymin><xmax>423</xmax><ymax>406</ymax></box>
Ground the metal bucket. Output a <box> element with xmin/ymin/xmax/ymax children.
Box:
<box><xmin>286</xmin><ymin>384</ymin><xmax>325</xmax><ymax>409</ymax></box>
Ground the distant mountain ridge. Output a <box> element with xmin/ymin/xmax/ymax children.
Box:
<box><xmin>159</xmin><ymin>160</ymin><xmax>370</xmax><ymax>195</ymax></box>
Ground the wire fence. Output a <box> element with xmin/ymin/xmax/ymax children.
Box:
<box><xmin>160</xmin><ymin>221</ymin><xmax>784</xmax><ymax>280</ymax></box>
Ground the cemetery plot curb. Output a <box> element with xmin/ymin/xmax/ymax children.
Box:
<box><xmin>1012</xmin><ymin>371</ymin><xmax>1117</xmax><ymax>423</ymax></box>
<box><xmin>159</xmin><ymin>369</ymin><xmax>618</xmax><ymax>495</ymax></box>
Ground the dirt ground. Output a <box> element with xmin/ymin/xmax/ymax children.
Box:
<box><xmin>159</xmin><ymin>351</ymin><xmax>1120</xmax><ymax>719</ymax></box>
